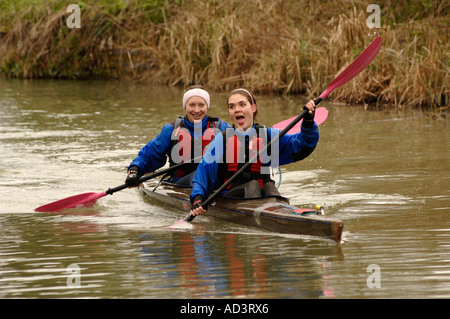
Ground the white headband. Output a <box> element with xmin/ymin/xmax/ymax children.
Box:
<box><xmin>182</xmin><ymin>88</ymin><xmax>210</xmax><ymax>110</ymax></box>
<box><xmin>231</xmin><ymin>88</ymin><xmax>255</xmax><ymax>105</ymax></box>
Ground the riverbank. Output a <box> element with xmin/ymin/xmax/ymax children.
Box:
<box><xmin>0</xmin><ymin>0</ymin><xmax>448</xmax><ymax>108</ymax></box>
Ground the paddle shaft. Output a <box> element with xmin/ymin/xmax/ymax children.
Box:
<box><xmin>105</xmin><ymin>156</ymin><xmax>206</xmax><ymax>195</ymax></box>
<box><xmin>185</xmin><ymin>97</ymin><xmax>323</xmax><ymax>222</ymax></box>
<box><xmin>104</xmin><ymin>171</ymin><xmax>168</xmax><ymax>195</ymax></box>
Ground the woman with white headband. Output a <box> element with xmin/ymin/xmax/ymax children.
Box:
<box><xmin>189</xmin><ymin>88</ymin><xmax>318</xmax><ymax>216</ymax></box>
<box><xmin>125</xmin><ymin>85</ymin><xmax>230</xmax><ymax>187</ymax></box>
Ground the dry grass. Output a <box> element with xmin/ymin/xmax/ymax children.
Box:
<box><xmin>316</xmin><ymin>7</ymin><xmax>449</xmax><ymax>109</ymax></box>
<box><xmin>0</xmin><ymin>0</ymin><xmax>448</xmax><ymax>109</ymax></box>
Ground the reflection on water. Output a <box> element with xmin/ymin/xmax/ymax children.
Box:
<box><xmin>136</xmin><ymin>232</ymin><xmax>343</xmax><ymax>298</ymax></box>
<box><xmin>0</xmin><ymin>213</ymin><xmax>342</xmax><ymax>298</ymax></box>
<box><xmin>1</xmin><ymin>78</ymin><xmax>449</xmax><ymax>298</ymax></box>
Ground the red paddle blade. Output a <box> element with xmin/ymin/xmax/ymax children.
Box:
<box><xmin>272</xmin><ymin>107</ymin><xmax>328</xmax><ymax>134</ymax></box>
<box><xmin>321</xmin><ymin>36</ymin><xmax>382</xmax><ymax>99</ymax></box>
<box><xmin>165</xmin><ymin>218</ymin><xmax>194</xmax><ymax>230</ymax></box>
<box><xmin>35</xmin><ymin>191</ymin><xmax>106</xmax><ymax>212</ymax></box>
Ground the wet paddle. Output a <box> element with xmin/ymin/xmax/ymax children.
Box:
<box><xmin>34</xmin><ymin>160</ymin><xmax>194</xmax><ymax>212</ymax></box>
<box><xmin>174</xmin><ymin>36</ymin><xmax>382</xmax><ymax>226</ymax></box>
<box><xmin>273</xmin><ymin>106</ymin><xmax>328</xmax><ymax>134</ymax></box>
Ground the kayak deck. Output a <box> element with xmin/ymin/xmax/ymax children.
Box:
<box><xmin>141</xmin><ymin>181</ymin><xmax>343</xmax><ymax>243</ymax></box>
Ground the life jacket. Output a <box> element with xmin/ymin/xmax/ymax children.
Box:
<box><xmin>169</xmin><ymin>116</ymin><xmax>220</xmax><ymax>179</ymax></box>
<box><xmin>220</xmin><ymin>124</ymin><xmax>271</xmax><ymax>190</ymax></box>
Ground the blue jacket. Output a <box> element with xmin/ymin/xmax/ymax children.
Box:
<box><xmin>190</xmin><ymin>122</ymin><xmax>319</xmax><ymax>203</ymax></box>
<box><xmin>128</xmin><ymin>116</ymin><xmax>230</xmax><ymax>177</ymax></box>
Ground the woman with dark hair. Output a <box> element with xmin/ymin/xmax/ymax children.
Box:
<box><xmin>189</xmin><ymin>88</ymin><xmax>318</xmax><ymax>216</ymax></box>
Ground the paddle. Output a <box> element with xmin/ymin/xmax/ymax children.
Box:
<box><xmin>34</xmin><ymin>160</ymin><xmax>196</xmax><ymax>212</ymax></box>
<box><xmin>176</xmin><ymin>36</ymin><xmax>382</xmax><ymax>225</ymax></box>
<box><xmin>34</xmin><ymin>112</ymin><xmax>320</xmax><ymax>213</ymax></box>
<box><xmin>273</xmin><ymin>106</ymin><xmax>328</xmax><ymax>134</ymax></box>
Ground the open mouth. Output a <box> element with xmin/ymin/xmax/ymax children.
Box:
<box><xmin>235</xmin><ymin>115</ymin><xmax>245</xmax><ymax>125</ymax></box>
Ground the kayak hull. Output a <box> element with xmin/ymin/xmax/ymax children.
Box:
<box><xmin>141</xmin><ymin>181</ymin><xmax>343</xmax><ymax>243</ymax></box>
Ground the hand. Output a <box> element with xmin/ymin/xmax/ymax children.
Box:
<box><xmin>190</xmin><ymin>196</ymin><xmax>207</xmax><ymax>216</ymax></box>
<box><xmin>125</xmin><ymin>166</ymin><xmax>141</xmax><ymax>188</ymax></box>
<box><xmin>190</xmin><ymin>205</ymin><xmax>207</xmax><ymax>216</ymax></box>
<box><xmin>302</xmin><ymin>100</ymin><xmax>316</xmax><ymax>127</ymax></box>
<box><xmin>303</xmin><ymin>100</ymin><xmax>316</xmax><ymax>120</ymax></box>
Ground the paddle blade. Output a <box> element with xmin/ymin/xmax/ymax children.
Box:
<box><xmin>165</xmin><ymin>213</ymin><xmax>196</xmax><ymax>229</ymax></box>
<box><xmin>165</xmin><ymin>218</ymin><xmax>194</xmax><ymax>230</ymax></box>
<box><xmin>272</xmin><ymin>107</ymin><xmax>328</xmax><ymax>134</ymax></box>
<box><xmin>321</xmin><ymin>36</ymin><xmax>382</xmax><ymax>99</ymax></box>
<box><xmin>35</xmin><ymin>191</ymin><xmax>106</xmax><ymax>212</ymax></box>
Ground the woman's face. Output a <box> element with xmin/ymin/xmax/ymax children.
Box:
<box><xmin>185</xmin><ymin>96</ymin><xmax>208</xmax><ymax>123</ymax></box>
<box><xmin>227</xmin><ymin>93</ymin><xmax>256</xmax><ymax>130</ymax></box>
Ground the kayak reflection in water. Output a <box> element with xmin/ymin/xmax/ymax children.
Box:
<box><xmin>125</xmin><ymin>85</ymin><xmax>230</xmax><ymax>188</ymax></box>
<box><xmin>190</xmin><ymin>88</ymin><xmax>318</xmax><ymax>216</ymax></box>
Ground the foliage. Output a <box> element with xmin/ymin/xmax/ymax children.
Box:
<box><xmin>0</xmin><ymin>0</ymin><xmax>448</xmax><ymax>108</ymax></box>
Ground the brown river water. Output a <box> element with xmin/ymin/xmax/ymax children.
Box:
<box><xmin>0</xmin><ymin>78</ymin><xmax>449</xmax><ymax>299</ymax></box>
